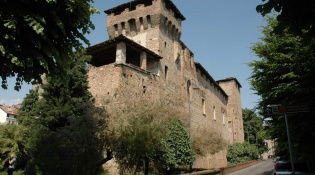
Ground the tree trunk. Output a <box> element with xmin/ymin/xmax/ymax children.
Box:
<box><xmin>144</xmin><ymin>158</ymin><xmax>149</xmax><ymax>175</ymax></box>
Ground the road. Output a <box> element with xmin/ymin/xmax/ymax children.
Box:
<box><xmin>228</xmin><ymin>159</ymin><xmax>275</xmax><ymax>175</ymax></box>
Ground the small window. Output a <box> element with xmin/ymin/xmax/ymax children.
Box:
<box><xmin>128</xmin><ymin>19</ymin><xmax>136</xmax><ymax>33</ymax></box>
<box><xmin>187</xmin><ymin>80</ymin><xmax>191</xmax><ymax>96</ymax></box>
<box><xmin>223</xmin><ymin>111</ymin><xmax>226</xmax><ymax>125</ymax></box>
<box><xmin>146</xmin><ymin>15</ymin><xmax>151</xmax><ymax>28</ymax></box>
<box><xmin>121</xmin><ymin>22</ymin><xmax>126</xmax><ymax>35</ymax></box>
<box><xmin>202</xmin><ymin>98</ymin><xmax>205</xmax><ymax>115</ymax></box>
<box><xmin>165</xmin><ymin>65</ymin><xmax>168</xmax><ymax>80</ymax></box>
<box><xmin>139</xmin><ymin>17</ymin><xmax>144</xmax><ymax>31</ymax></box>
<box><xmin>213</xmin><ymin>106</ymin><xmax>216</xmax><ymax>121</ymax></box>
<box><xmin>114</xmin><ymin>24</ymin><xmax>118</xmax><ymax>36</ymax></box>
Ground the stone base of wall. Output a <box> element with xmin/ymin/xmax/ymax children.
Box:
<box><xmin>194</xmin><ymin>150</ymin><xmax>227</xmax><ymax>169</ymax></box>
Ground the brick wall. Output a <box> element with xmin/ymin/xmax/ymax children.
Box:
<box><xmin>87</xmin><ymin>0</ymin><xmax>244</xmax><ymax>172</ymax></box>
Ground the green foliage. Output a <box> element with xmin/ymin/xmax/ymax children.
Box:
<box><xmin>0</xmin><ymin>170</ymin><xmax>25</xmax><ymax>175</ymax></box>
<box><xmin>227</xmin><ymin>142</ymin><xmax>259</xmax><ymax>166</ymax></box>
<box><xmin>256</xmin><ymin>0</ymin><xmax>315</xmax><ymax>37</ymax></box>
<box><xmin>160</xmin><ymin>120</ymin><xmax>194</xmax><ymax>171</ymax></box>
<box><xmin>13</xmin><ymin>51</ymin><xmax>108</xmax><ymax>175</ymax></box>
<box><xmin>0</xmin><ymin>125</ymin><xmax>23</xmax><ymax>170</ymax></box>
<box><xmin>0</xmin><ymin>0</ymin><xmax>99</xmax><ymax>90</ymax></box>
<box><xmin>242</xmin><ymin>109</ymin><xmax>267</xmax><ymax>155</ymax></box>
<box><xmin>249</xmin><ymin>15</ymin><xmax>315</xmax><ymax>162</ymax></box>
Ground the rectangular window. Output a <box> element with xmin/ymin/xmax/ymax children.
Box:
<box><xmin>121</xmin><ymin>22</ymin><xmax>126</xmax><ymax>35</ymax></box>
<box><xmin>213</xmin><ymin>106</ymin><xmax>216</xmax><ymax>121</ymax></box>
<box><xmin>165</xmin><ymin>65</ymin><xmax>168</xmax><ymax>80</ymax></box>
<box><xmin>146</xmin><ymin>15</ymin><xmax>151</xmax><ymax>28</ymax></box>
<box><xmin>114</xmin><ymin>24</ymin><xmax>118</xmax><ymax>36</ymax></box>
<box><xmin>202</xmin><ymin>98</ymin><xmax>205</xmax><ymax>115</ymax></box>
<box><xmin>223</xmin><ymin>111</ymin><xmax>226</xmax><ymax>125</ymax></box>
<box><xmin>139</xmin><ymin>17</ymin><xmax>144</xmax><ymax>31</ymax></box>
<box><xmin>128</xmin><ymin>19</ymin><xmax>136</xmax><ymax>33</ymax></box>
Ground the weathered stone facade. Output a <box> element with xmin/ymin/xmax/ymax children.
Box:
<box><xmin>87</xmin><ymin>0</ymin><xmax>244</xmax><ymax>170</ymax></box>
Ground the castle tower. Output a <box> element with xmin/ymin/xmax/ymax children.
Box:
<box><xmin>217</xmin><ymin>77</ymin><xmax>244</xmax><ymax>143</ymax></box>
<box><xmin>105</xmin><ymin>0</ymin><xmax>185</xmax><ymax>52</ymax></box>
<box><xmin>104</xmin><ymin>0</ymin><xmax>187</xmax><ymax>93</ymax></box>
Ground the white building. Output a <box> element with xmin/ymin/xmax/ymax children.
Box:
<box><xmin>0</xmin><ymin>105</ymin><xmax>18</xmax><ymax>124</ymax></box>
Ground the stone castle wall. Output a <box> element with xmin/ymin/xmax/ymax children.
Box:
<box><xmin>87</xmin><ymin>0</ymin><xmax>244</xmax><ymax>171</ymax></box>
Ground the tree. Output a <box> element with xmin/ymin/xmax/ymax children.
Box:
<box><xmin>0</xmin><ymin>124</ymin><xmax>26</xmax><ymax>170</ymax></box>
<box><xmin>256</xmin><ymin>0</ymin><xmax>315</xmax><ymax>36</ymax></box>
<box><xmin>17</xmin><ymin>50</ymin><xmax>109</xmax><ymax>175</ymax></box>
<box><xmin>106</xmin><ymin>93</ymin><xmax>194</xmax><ymax>175</ymax></box>
<box><xmin>249</xmin><ymin>15</ymin><xmax>315</xmax><ymax>162</ymax></box>
<box><xmin>0</xmin><ymin>0</ymin><xmax>99</xmax><ymax>90</ymax></box>
<box><xmin>242</xmin><ymin>109</ymin><xmax>267</xmax><ymax>155</ymax></box>
<box><xmin>160</xmin><ymin>120</ymin><xmax>194</xmax><ymax>172</ymax></box>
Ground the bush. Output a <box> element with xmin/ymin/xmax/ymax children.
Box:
<box><xmin>227</xmin><ymin>142</ymin><xmax>259</xmax><ymax>165</ymax></box>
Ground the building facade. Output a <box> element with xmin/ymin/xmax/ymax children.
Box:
<box><xmin>0</xmin><ymin>105</ymin><xmax>18</xmax><ymax>124</ymax></box>
<box><xmin>87</xmin><ymin>0</ymin><xmax>244</xmax><ymax>170</ymax></box>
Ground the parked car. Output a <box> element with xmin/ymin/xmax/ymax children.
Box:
<box><xmin>272</xmin><ymin>160</ymin><xmax>315</xmax><ymax>175</ymax></box>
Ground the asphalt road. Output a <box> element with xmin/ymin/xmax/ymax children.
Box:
<box><xmin>228</xmin><ymin>159</ymin><xmax>276</xmax><ymax>175</ymax></box>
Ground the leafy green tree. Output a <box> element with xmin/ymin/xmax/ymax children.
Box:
<box><xmin>243</xmin><ymin>109</ymin><xmax>267</xmax><ymax>155</ymax></box>
<box><xmin>249</xmin><ymin>16</ymin><xmax>315</xmax><ymax>162</ymax></box>
<box><xmin>256</xmin><ymin>0</ymin><xmax>315</xmax><ymax>36</ymax></box>
<box><xmin>0</xmin><ymin>124</ymin><xmax>26</xmax><ymax>170</ymax></box>
<box><xmin>16</xmin><ymin>50</ymin><xmax>109</xmax><ymax>175</ymax></box>
<box><xmin>0</xmin><ymin>0</ymin><xmax>99</xmax><ymax>90</ymax></box>
<box><xmin>160</xmin><ymin>120</ymin><xmax>194</xmax><ymax>172</ymax></box>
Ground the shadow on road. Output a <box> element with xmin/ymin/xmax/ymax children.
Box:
<box><xmin>262</xmin><ymin>170</ymin><xmax>272</xmax><ymax>175</ymax></box>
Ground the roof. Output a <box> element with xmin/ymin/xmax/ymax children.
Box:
<box><xmin>217</xmin><ymin>77</ymin><xmax>242</xmax><ymax>88</ymax></box>
<box><xmin>0</xmin><ymin>105</ymin><xmax>17</xmax><ymax>115</ymax></box>
<box><xmin>194</xmin><ymin>62</ymin><xmax>228</xmax><ymax>98</ymax></box>
<box><xmin>104</xmin><ymin>0</ymin><xmax>186</xmax><ymax>21</ymax></box>
<box><xmin>87</xmin><ymin>35</ymin><xmax>162</xmax><ymax>66</ymax></box>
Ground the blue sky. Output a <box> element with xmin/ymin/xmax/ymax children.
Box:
<box><xmin>0</xmin><ymin>0</ymin><xmax>265</xmax><ymax>109</ymax></box>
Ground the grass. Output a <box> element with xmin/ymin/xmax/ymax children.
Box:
<box><xmin>0</xmin><ymin>170</ymin><xmax>24</xmax><ymax>175</ymax></box>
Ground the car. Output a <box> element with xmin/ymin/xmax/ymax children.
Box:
<box><xmin>272</xmin><ymin>160</ymin><xmax>315</xmax><ymax>175</ymax></box>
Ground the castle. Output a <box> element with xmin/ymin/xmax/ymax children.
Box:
<box><xmin>87</xmin><ymin>0</ymin><xmax>244</xmax><ymax>169</ymax></box>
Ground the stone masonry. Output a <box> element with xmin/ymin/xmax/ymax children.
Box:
<box><xmin>87</xmin><ymin>0</ymin><xmax>244</xmax><ymax>171</ymax></box>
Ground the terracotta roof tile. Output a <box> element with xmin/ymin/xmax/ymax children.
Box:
<box><xmin>0</xmin><ymin>105</ymin><xmax>17</xmax><ymax>115</ymax></box>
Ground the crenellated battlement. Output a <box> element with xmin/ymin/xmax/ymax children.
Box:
<box><xmin>105</xmin><ymin>0</ymin><xmax>184</xmax><ymax>41</ymax></box>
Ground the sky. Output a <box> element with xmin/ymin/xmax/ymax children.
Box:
<box><xmin>0</xmin><ymin>0</ymin><xmax>266</xmax><ymax>110</ymax></box>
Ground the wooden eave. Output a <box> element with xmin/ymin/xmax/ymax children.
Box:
<box><xmin>86</xmin><ymin>35</ymin><xmax>162</xmax><ymax>66</ymax></box>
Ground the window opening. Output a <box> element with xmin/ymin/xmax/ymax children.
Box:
<box><xmin>165</xmin><ymin>65</ymin><xmax>168</xmax><ymax>80</ymax></box>
<box><xmin>139</xmin><ymin>17</ymin><xmax>144</xmax><ymax>31</ymax></box>
<box><xmin>114</xmin><ymin>24</ymin><xmax>118</xmax><ymax>36</ymax></box>
<box><xmin>223</xmin><ymin>111</ymin><xmax>226</xmax><ymax>125</ymax></box>
<box><xmin>213</xmin><ymin>106</ymin><xmax>216</xmax><ymax>121</ymax></box>
<box><xmin>146</xmin><ymin>15</ymin><xmax>151</xmax><ymax>28</ymax></box>
<box><xmin>128</xmin><ymin>19</ymin><xmax>136</xmax><ymax>33</ymax></box>
<box><xmin>187</xmin><ymin>80</ymin><xmax>191</xmax><ymax>96</ymax></box>
<box><xmin>202</xmin><ymin>98</ymin><xmax>205</xmax><ymax>115</ymax></box>
<box><xmin>121</xmin><ymin>22</ymin><xmax>126</xmax><ymax>35</ymax></box>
